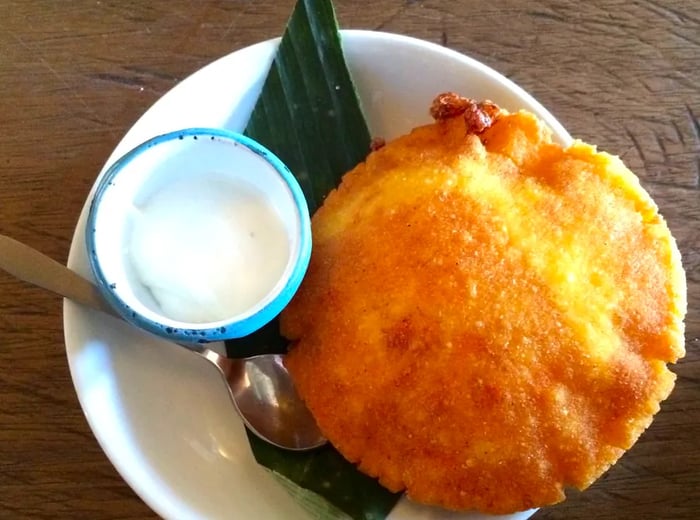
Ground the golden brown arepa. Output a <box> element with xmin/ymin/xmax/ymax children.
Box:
<box><xmin>280</xmin><ymin>93</ymin><xmax>687</xmax><ymax>514</ymax></box>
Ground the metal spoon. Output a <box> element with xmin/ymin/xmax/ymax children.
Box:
<box><xmin>0</xmin><ymin>233</ymin><xmax>326</xmax><ymax>451</ymax></box>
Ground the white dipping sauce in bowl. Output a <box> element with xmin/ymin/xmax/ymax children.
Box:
<box><xmin>129</xmin><ymin>174</ymin><xmax>290</xmax><ymax>323</ymax></box>
<box><xmin>86</xmin><ymin>128</ymin><xmax>311</xmax><ymax>342</ymax></box>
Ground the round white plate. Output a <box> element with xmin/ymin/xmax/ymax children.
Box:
<box><xmin>65</xmin><ymin>30</ymin><xmax>570</xmax><ymax>520</ymax></box>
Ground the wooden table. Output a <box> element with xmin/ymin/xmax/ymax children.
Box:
<box><xmin>0</xmin><ymin>1</ymin><xmax>697</xmax><ymax>519</ymax></box>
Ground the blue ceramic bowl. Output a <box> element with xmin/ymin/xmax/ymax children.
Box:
<box><xmin>86</xmin><ymin>128</ymin><xmax>311</xmax><ymax>343</ymax></box>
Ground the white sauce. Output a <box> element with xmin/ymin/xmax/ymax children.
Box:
<box><xmin>128</xmin><ymin>174</ymin><xmax>290</xmax><ymax>323</ymax></box>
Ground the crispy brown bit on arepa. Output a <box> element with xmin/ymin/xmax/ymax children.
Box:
<box><xmin>280</xmin><ymin>93</ymin><xmax>687</xmax><ymax>514</ymax></box>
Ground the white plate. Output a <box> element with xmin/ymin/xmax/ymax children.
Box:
<box><xmin>65</xmin><ymin>30</ymin><xmax>571</xmax><ymax>520</ymax></box>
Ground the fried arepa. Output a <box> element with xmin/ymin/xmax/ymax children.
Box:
<box><xmin>280</xmin><ymin>94</ymin><xmax>687</xmax><ymax>514</ymax></box>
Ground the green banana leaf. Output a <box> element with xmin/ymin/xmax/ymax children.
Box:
<box><xmin>225</xmin><ymin>0</ymin><xmax>402</xmax><ymax>519</ymax></box>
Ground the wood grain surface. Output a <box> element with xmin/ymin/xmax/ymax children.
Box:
<box><xmin>0</xmin><ymin>1</ymin><xmax>697</xmax><ymax>519</ymax></box>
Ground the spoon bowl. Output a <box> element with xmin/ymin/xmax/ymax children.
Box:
<box><xmin>199</xmin><ymin>350</ymin><xmax>326</xmax><ymax>450</ymax></box>
<box><xmin>0</xmin><ymin>232</ymin><xmax>326</xmax><ymax>451</ymax></box>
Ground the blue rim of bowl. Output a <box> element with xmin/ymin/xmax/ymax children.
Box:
<box><xmin>85</xmin><ymin>127</ymin><xmax>312</xmax><ymax>343</ymax></box>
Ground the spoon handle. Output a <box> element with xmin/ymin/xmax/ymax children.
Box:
<box><xmin>0</xmin><ymin>233</ymin><xmax>117</xmax><ymax>317</ymax></box>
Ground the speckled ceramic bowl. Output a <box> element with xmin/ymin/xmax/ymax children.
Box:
<box><xmin>85</xmin><ymin>128</ymin><xmax>311</xmax><ymax>343</ymax></box>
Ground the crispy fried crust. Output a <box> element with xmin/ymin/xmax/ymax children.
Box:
<box><xmin>280</xmin><ymin>94</ymin><xmax>687</xmax><ymax>514</ymax></box>
<box><xmin>430</xmin><ymin>92</ymin><xmax>501</xmax><ymax>133</ymax></box>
